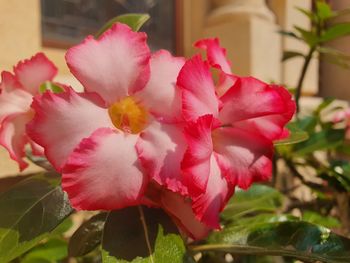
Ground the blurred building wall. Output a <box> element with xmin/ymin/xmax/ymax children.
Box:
<box><xmin>320</xmin><ymin>0</ymin><xmax>350</xmax><ymax>100</ymax></box>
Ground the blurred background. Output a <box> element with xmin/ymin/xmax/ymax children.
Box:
<box><xmin>0</xmin><ymin>0</ymin><xmax>349</xmax><ymax>175</ymax></box>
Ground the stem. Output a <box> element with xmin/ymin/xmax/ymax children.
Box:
<box><xmin>295</xmin><ymin>46</ymin><xmax>316</xmax><ymax>113</ymax></box>
<box><xmin>138</xmin><ymin>206</ymin><xmax>154</xmax><ymax>263</ymax></box>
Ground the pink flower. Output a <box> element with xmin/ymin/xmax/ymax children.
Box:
<box><xmin>27</xmin><ymin>24</ymin><xmax>187</xmax><ymax>220</ymax></box>
<box><xmin>0</xmin><ymin>53</ymin><xmax>57</xmax><ymax>170</ymax></box>
<box><xmin>177</xmin><ymin>38</ymin><xmax>296</xmax><ymax>228</ymax></box>
<box><xmin>27</xmin><ymin>23</ymin><xmax>213</xmax><ymax>239</ymax></box>
<box><xmin>333</xmin><ymin>108</ymin><xmax>350</xmax><ymax>139</ymax></box>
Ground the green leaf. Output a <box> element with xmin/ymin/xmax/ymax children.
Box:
<box><xmin>39</xmin><ymin>81</ymin><xmax>64</xmax><ymax>94</ymax></box>
<box><xmin>294</xmin><ymin>26</ymin><xmax>319</xmax><ymax>46</ymax></box>
<box><xmin>295</xmin><ymin>116</ymin><xmax>318</xmax><ymax>133</ymax></box>
<box><xmin>316</xmin><ymin>1</ymin><xmax>335</xmax><ymax>21</ymax></box>
<box><xmin>296</xmin><ymin>7</ymin><xmax>317</xmax><ymax>21</ymax></box>
<box><xmin>192</xmin><ymin>221</ymin><xmax>350</xmax><ymax>263</ymax></box>
<box><xmin>314</xmin><ymin>97</ymin><xmax>336</xmax><ymax>115</ymax></box>
<box><xmin>302</xmin><ymin>211</ymin><xmax>341</xmax><ymax>228</ymax></box>
<box><xmin>101</xmin><ymin>206</ymin><xmax>188</xmax><ymax>262</ymax></box>
<box><xmin>321</xmin><ymin>23</ymin><xmax>350</xmax><ymax>43</ymax></box>
<box><xmin>0</xmin><ymin>174</ymin><xmax>73</xmax><ymax>262</ymax></box>
<box><xmin>293</xmin><ymin>129</ymin><xmax>345</xmax><ymax>156</ymax></box>
<box><xmin>277</xmin><ymin>30</ymin><xmax>301</xmax><ymax>40</ymax></box>
<box><xmin>282</xmin><ymin>51</ymin><xmax>305</xmax><ymax>62</ymax></box>
<box><xmin>68</xmin><ymin>212</ymin><xmax>108</xmax><ymax>257</ymax></box>
<box><xmin>221</xmin><ymin>184</ymin><xmax>283</xmax><ymax>221</ymax></box>
<box><xmin>21</xmin><ymin>238</ymin><xmax>68</xmax><ymax>263</ymax></box>
<box><xmin>328</xmin><ymin>160</ymin><xmax>350</xmax><ymax>192</ymax></box>
<box><xmin>274</xmin><ymin>123</ymin><xmax>309</xmax><ymax>146</ymax></box>
<box><xmin>96</xmin><ymin>13</ymin><xmax>150</xmax><ymax>38</ymax></box>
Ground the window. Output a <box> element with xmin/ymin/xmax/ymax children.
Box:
<box><xmin>41</xmin><ymin>0</ymin><xmax>176</xmax><ymax>52</ymax></box>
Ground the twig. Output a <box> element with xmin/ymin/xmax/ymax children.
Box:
<box><xmin>138</xmin><ymin>206</ymin><xmax>154</xmax><ymax>263</ymax></box>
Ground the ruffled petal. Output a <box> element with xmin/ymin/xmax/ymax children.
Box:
<box><xmin>62</xmin><ymin>128</ymin><xmax>147</xmax><ymax>210</ymax></box>
<box><xmin>160</xmin><ymin>188</ymin><xmax>210</xmax><ymax>240</ymax></box>
<box><xmin>195</xmin><ymin>38</ymin><xmax>237</xmax><ymax>96</ymax></box>
<box><xmin>177</xmin><ymin>55</ymin><xmax>219</xmax><ymax>121</ymax></box>
<box><xmin>192</xmin><ymin>155</ymin><xmax>234</xmax><ymax>228</ymax></box>
<box><xmin>0</xmin><ymin>72</ymin><xmax>32</xmax><ymax>122</ymax></box>
<box><xmin>0</xmin><ymin>112</ymin><xmax>32</xmax><ymax>171</ymax></box>
<box><xmin>194</xmin><ymin>38</ymin><xmax>231</xmax><ymax>74</ymax></box>
<box><xmin>213</xmin><ymin>127</ymin><xmax>273</xmax><ymax>189</ymax></box>
<box><xmin>136</xmin><ymin>50</ymin><xmax>184</xmax><ymax>122</ymax></box>
<box><xmin>181</xmin><ymin>115</ymin><xmax>233</xmax><ymax>228</ymax></box>
<box><xmin>181</xmin><ymin>115</ymin><xmax>220</xmax><ymax>195</ymax></box>
<box><xmin>29</xmin><ymin>141</ymin><xmax>45</xmax><ymax>156</ymax></box>
<box><xmin>219</xmin><ymin>77</ymin><xmax>295</xmax><ymax>140</ymax></box>
<box><xmin>136</xmin><ymin>120</ymin><xmax>187</xmax><ymax>194</ymax></box>
<box><xmin>27</xmin><ymin>88</ymin><xmax>113</xmax><ymax>171</ymax></box>
<box><xmin>66</xmin><ymin>23</ymin><xmax>151</xmax><ymax>105</ymax></box>
<box><xmin>14</xmin><ymin>53</ymin><xmax>57</xmax><ymax>95</ymax></box>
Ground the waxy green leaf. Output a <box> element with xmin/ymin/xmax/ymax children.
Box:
<box><xmin>101</xmin><ymin>206</ymin><xmax>191</xmax><ymax>263</ymax></box>
<box><xmin>96</xmin><ymin>13</ymin><xmax>150</xmax><ymax>38</ymax></box>
<box><xmin>294</xmin><ymin>129</ymin><xmax>345</xmax><ymax>156</ymax></box>
<box><xmin>68</xmin><ymin>212</ymin><xmax>108</xmax><ymax>257</ymax></box>
<box><xmin>274</xmin><ymin>123</ymin><xmax>309</xmax><ymax>146</ymax></box>
<box><xmin>192</xmin><ymin>221</ymin><xmax>350</xmax><ymax>263</ymax></box>
<box><xmin>0</xmin><ymin>174</ymin><xmax>73</xmax><ymax>262</ymax></box>
<box><xmin>222</xmin><ymin>184</ymin><xmax>283</xmax><ymax>221</ymax></box>
<box><xmin>321</xmin><ymin>23</ymin><xmax>350</xmax><ymax>43</ymax></box>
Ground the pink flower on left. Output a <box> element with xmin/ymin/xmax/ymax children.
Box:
<box><xmin>0</xmin><ymin>53</ymin><xmax>57</xmax><ymax>170</ymax></box>
<box><xmin>27</xmin><ymin>23</ymin><xmax>186</xmax><ymax>211</ymax></box>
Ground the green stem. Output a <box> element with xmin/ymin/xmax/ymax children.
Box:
<box><xmin>295</xmin><ymin>46</ymin><xmax>316</xmax><ymax>113</ymax></box>
<box><xmin>138</xmin><ymin>206</ymin><xmax>154</xmax><ymax>263</ymax></box>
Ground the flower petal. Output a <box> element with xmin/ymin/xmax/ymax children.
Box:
<box><xmin>192</xmin><ymin>155</ymin><xmax>234</xmax><ymax>228</ymax></box>
<box><xmin>27</xmin><ymin>88</ymin><xmax>113</xmax><ymax>170</ymax></box>
<box><xmin>14</xmin><ymin>53</ymin><xmax>57</xmax><ymax>95</ymax></box>
<box><xmin>177</xmin><ymin>55</ymin><xmax>219</xmax><ymax>121</ymax></box>
<box><xmin>66</xmin><ymin>23</ymin><xmax>151</xmax><ymax>104</ymax></box>
<box><xmin>195</xmin><ymin>38</ymin><xmax>238</xmax><ymax>96</ymax></box>
<box><xmin>160</xmin><ymin>189</ymin><xmax>210</xmax><ymax>240</ymax></box>
<box><xmin>62</xmin><ymin>128</ymin><xmax>147</xmax><ymax>210</ymax></box>
<box><xmin>181</xmin><ymin>115</ymin><xmax>233</xmax><ymax>228</ymax></box>
<box><xmin>136</xmin><ymin>120</ymin><xmax>187</xmax><ymax>194</ymax></box>
<box><xmin>219</xmin><ymin>77</ymin><xmax>295</xmax><ymax>140</ymax></box>
<box><xmin>0</xmin><ymin>112</ymin><xmax>32</xmax><ymax>171</ymax></box>
<box><xmin>195</xmin><ymin>38</ymin><xmax>231</xmax><ymax>74</ymax></box>
<box><xmin>181</xmin><ymin>115</ymin><xmax>220</xmax><ymax>195</ymax></box>
<box><xmin>0</xmin><ymin>72</ymin><xmax>32</xmax><ymax>122</ymax></box>
<box><xmin>136</xmin><ymin>50</ymin><xmax>184</xmax><ymax>122</ymax></box>
<box><xmin>213</xmin><ymin>127</ymin><xmax>273</xmax><ymax>189</ymax></box>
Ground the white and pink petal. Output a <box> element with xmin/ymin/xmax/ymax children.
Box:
<box><xmin>181</xmin><ymin>115</ymin><xmax>220</xmax><ymax>195</ymax></box>
<box><xmin>0</xmin><ymin>112</ymin><xmax>32</xmax><ymax>171</ymax></box>
<box><xmin>219</xmin><ymin>77</ymin><xmax>295</xmax><ymax>141</ymax></box>
<box><xmin>195</xmin><ymin>38</ymin><xmax>231</xmax><ymax>74</ymax></box>
<box><xmin>14</xmin><ymin>52</ymin><xmax>57</xmax><ymax>95</ymax></box>
<box><xmin>66</xmin><ymin>23</ymin><xmax>151</xmax><ymax>105</ymax></box>
<box><xmin>213</xmin><ymin>127</ymin><xmax>273</xmax><ymax>189</ymax></box>
<box><xmin>191</xmin><ymin>155</ymin><xmax>234</xmax><ymax>228</ymax></box>
<box><xmin>27</xmin><ymin>88</ymin><xmax>113</xmax><ymax>171</ymax></box>
<box><xmin>159</xmin><ymin>189</ymin><xmax>211</xmax><ymax>240</ymax></box>
<box><xmin>136</xmin><ymin>120</ymin><xmax>187</xmax><ymax>194</ymax></box>
<box><xmin>62</xmin><ymin>128</ymin><xmax>147</xmax><ymax>210</ymax></box>
<box><xmin>136</xmin><ymin>50</ymin><xmax>184</xmax><ymax>122</ymax></box>
<box><xmin>177</xmin><ymin>55</ymin><xmax>219</xmax><ymax>121</ymax></box>
<box><xmin>0</xmin><ymin>72</ymin><xmax>33</xmax><ymax>122</ymax></box>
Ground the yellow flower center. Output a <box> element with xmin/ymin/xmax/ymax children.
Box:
<box><xmin>108</xmin><ymin>96</ymin><xmax>148</xmax><ymax>134</ymax></box>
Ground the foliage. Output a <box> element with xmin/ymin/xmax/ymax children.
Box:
<box><xmin>280</xmin><ymin>0</ymin><xmax>350</xmax><ymax>112</ymax></box>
